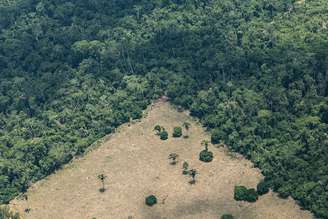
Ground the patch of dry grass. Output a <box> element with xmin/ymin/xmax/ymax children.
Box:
<box><xmin>10</xmin><ymin>102</ymin><xmax>313</xmax><ymax>219</ymax></box>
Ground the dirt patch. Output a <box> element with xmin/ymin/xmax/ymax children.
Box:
<box><xmin>10</xmin><ymin>102</ymin><xmax>313</xmax><ymax>219</ymax></box>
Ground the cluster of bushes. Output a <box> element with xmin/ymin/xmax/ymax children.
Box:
<box><xmin>234</xmin><ymin>181</ymin><xmax>271</xmax><ymax>203</ymax></box>
<box><xmin>154</xmin><ymin>125</ymin><xmax>168</xmax><ymax>140</ymax></box>
<box><xmin>154</xmin><ymin>125</ymin><xmax>184</xmax><ymax>140</ymax></box>
<box><xmin>234</xmin><ymin>186</ymin><xmax>259</xmax><ymax>203</ymax></box>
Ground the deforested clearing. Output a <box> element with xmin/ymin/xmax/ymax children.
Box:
<box><xmin>10</xmin><ymin>102</ymin><xmax>313</xmax><ymax>219</ymax></box>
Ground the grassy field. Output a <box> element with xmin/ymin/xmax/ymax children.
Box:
<box><xmin>10</xmin><ymin>101</ymin><xmax>313</xmax><ymax>219</ymax></box>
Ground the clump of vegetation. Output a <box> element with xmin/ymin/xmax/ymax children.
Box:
<box><xmin>172</xmin><ymin>126</ymin><xmax>182</xmax><ymax>138</ymax></box>
<box><xmin>221</xmin><ymin>214</ymin><xmax>234</xmax><ymax>219</ymax></box>
<box><xmin>154</xmin><ymin>125</ymin><xmax>162</xmax><ymax>134</ymax></box>
<box><xmin>210</xmin><ymin>129</ymin><xmax>222</xmax><ymax>144</ymax></box>
<box><xmin>257</xmin><ymin>179</ymin><xmax>270</xmax><ymax>196</ymax></box>
<box><xmin>168</xmin><ymin>153</ymin><xmax>179</xmax><ymax>165</ymax></box>
<box><xmin>160</xmin><ymin>130</ymin><xmax>168</xmax><ymax>140</ymax></box>
<box><xmin>189</xmin><ymin>169</ymin><xmax>198</xmax><ymax>185</ymax></box>
<box><xmin>145</xmin><ymin>195</ymin><xmax>157</xmax><ymax>206</ymax></box>
<box><xmin>131</xmin><ymin>109</ymin><xmax>143</xmax><ymax>120</ymax></box>
<box><xmin>199</xmin><ymin>150</ymin><xmax>213</xmax><ymax>162</ymax></box>
<box><xmin>154</xmin><ymin>125</ymin><xmax>169</xmax><ymax>140</ymax></box>
<box><xmin>0</xmin><ymin>206</ymin><xmax>20</xmax><ymax>219</ymax></box>
<box><xmin>234</xmin><ymin>186</ymin><xmax>258</xmax><ymax>202</ymax></box>
<box><xmin>182</xmin><ymin>122</ymin><xmax>191</xmax><ymax>138</ymax></box>
<box><xmin>199</xmin><ymin>140</ymin><xmax>213</xmax><ymax>162</ymax></box>
<box><xmin>97</xmin><ymin>174</ymin><xmax>107</xmax><ymax>193</ymax></box>
<box><xmin>182</xmin><ymin>161</ymin><xmax>189</xmax><ymax>175</ymax></box>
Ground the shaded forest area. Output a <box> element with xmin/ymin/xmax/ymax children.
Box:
<box><xmin>0</xmin><ymin>0</ymin><xmax>327</xmax><ymax>218</ymax></box>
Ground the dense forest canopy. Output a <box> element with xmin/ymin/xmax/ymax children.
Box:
<box><xmin>0</xmin><ymin>0</ymin><xmax>327</xmax><ymax>218</ymax></box>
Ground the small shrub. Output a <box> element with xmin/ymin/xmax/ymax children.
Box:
<box><xmin>234</xmin><ymin>186</ymin><xmax>258</xmax><ymax>202</ymax></box>
<box><xmin>221</xmin><ymin>214</ymin><xmax>234</xmax><ymax>219</ymax></box>
<box><xmin>199</xmin><ymin>150</ymin><xmax>213</xmax><ymax>162</ymax></box>
<box><xmin>145</xmin><ymin>195</ymin><xmax>157</xmax><ymax>206</ymax></box>
<box><xmin>172</xmin><ymin>127</ymin><xmax>182</xmax><ymax>137</ymax></box>
<box><xmin>257</xmin><ymin>179</ymin><xmax>270</xmax><ymax>195</ymax></box>
<box><xmin>160</xmin><ymin>130</ymin><xmax>168</xmax><ymax>140</ymax></box>
<box><xmin>189</xmin><ymin>169</ymin><xmax>197</xmax><ymax>184</ymax></box>
<box><xmin>182</xmin><ymin>122</ymin><xmax>191</xmax><ymax>138</ymax></box>
<box><xmin>168</xmin><ymin>153</ymin><xmax>179</xmax><ymax>165</ymax></box>
<box><xmin>154</xmin><ymin>125</ymin><xmax>162</xmax><ymax>133</ymax></box>
<box><xmin>98</xmin><ymin>174</ymin><xmax>107</xmax><ymax>193</ymax></box>
<box><xmin>182</xmin><ymin>161</ymin><xmax>189</xmax><ymax>175</ymax></box>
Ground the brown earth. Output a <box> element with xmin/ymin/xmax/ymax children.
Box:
<box><xmin>10</xmin><ymin>101</ymin><xmax>314</xmax><ymax>219</ymax></box>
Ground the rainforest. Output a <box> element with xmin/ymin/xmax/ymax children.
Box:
<box><xmin>0</xmin><ymin>0</ymin><xmax>327</xmax><ymax>218</ymax></box>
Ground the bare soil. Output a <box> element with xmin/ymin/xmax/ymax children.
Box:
<box><xmin>10</xmin><ymin>102</ymin><xmax>314</xmax><ymax>219</ymax></box>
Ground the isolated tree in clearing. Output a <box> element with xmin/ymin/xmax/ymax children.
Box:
<box><xmin>189</xmin><ymin>169</ymin><xmax>197</xmax><ymax>184</ymax></box>
<box><xmin>172</xmin><ymin>126</ymin><xmax>182</xmax><ymax>137</ymax></box>
<box><xmin>202</xmin><ymin>140</ymin><xmax>209</xmax><ymax>151</ymax></box>
<box><xmin>168</xmin><ymin>153</ymin><xmax>179</xmax><ymax>165</ymax></box>
<box><xmin>182</xmin><ymin>122</ymin><xmax>191</xmax><ymax>138</ymax></box>
<box><xmin>154</xmin><ymin>125</ymin><xmax>162</xmax><ymax>135</ymax></box>
<box><xmin>160</xmin><ymin>129</ymin><xmax>168</xmax><ymax>140</ymax></box>
<box><xmin>199</xmin><ymin>140</ymin><xmax>214</xmax><ymax>162</ymax></box>
<box><xmin>182</xmin><ymin>161</ymin><xmax>189</xmax><ymax>175</ymax></box>
<box><xmin>97</xmin><ymin>174</ymin><xmax>107</xmax><ymax>193</ymax></box>
<box><xmin>145</xmin><ymin>195</ymin><xmax>157</xmax><ymax>206</ymax></box>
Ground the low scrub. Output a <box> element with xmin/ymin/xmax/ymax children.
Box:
<box><xmin>145</xmin><ymin>195</ymin><xmax>157</xmax><ymax>206</ymax></box>
<box><xmin>172</xmin><ymin>127</ymin><xmax>182</xmax><ymax>137</ymax></box>
<box><xmin>234</xmin><ymin>186</ymin><xmax>258</xmax><ymax>202</ymax></box>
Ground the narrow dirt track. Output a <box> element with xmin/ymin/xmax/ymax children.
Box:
<box><xmin>10</xmin><ymin>102</ymin><xmax>313</xmax><ymax>219</ymax></box>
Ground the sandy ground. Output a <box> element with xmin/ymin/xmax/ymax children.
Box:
<box><xmin>10</xmin><ymin>101</ymin><xmax>314</xmax><ymax>219</ymax></box>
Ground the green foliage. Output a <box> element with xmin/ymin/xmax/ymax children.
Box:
<box><xmin>0</xmin><ymin>0</ymin><xmax>328</xmax><ymax>217</ymax></box>
<box><xmin>199</xmin><ymin>140</ymin><xmax>213</xmax><ymax>162</ymax></box>
<box><xmin>257</xmin><ymin>180</ymin><xmax>270</xmax><ymax>196</ymax></box>
<box><xmin>182</xmin><ymin>161</ymin><xmax>189</xmax><ymax>175</ymax></box>
<box><xmin>154</xmin><ymin>125</ymin><xmax>162</xmax><ymax>133</ymax></box>
<box><xmin>234</xmin><ymin>186</ymin><xmax>258</xmax><ymax>203</ymax></box>
<box><xmin>221</xmin><ymin>214</ymin><xmax>234</xmax><ymax>219</ymax></box>
<box><xmin>145</xmin><ymin>195</ymin><xmax>157</xmax><ymax>206</ymax></box>
<box><xmin>211</xmin><ymin>129</ymin><xmax>222</xmax><ymax>144</ymax></box>
<box><xmin>172</xmin><ymin>127</ymin><xmax>182</xmax><ymax>138</ymax></box>
<box><xmin>160</xmin><ymin>130</ymin><xmax>168</xmax><ymax>140</ymax></box>
<box><xmin>199</xmin><ymin>150</ymin><xmax>214</xmax><ymax>163</ymax></box>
